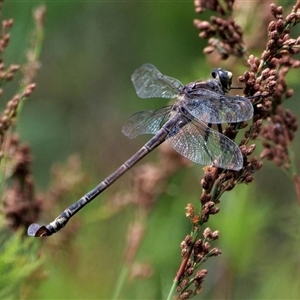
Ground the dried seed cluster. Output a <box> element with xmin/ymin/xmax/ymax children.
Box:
<box><xmin>239</xmin><ymin>3</ymin><xmax>300</xmax><ymax>169</ymax></box>
<box><xmin>177</xmin><ymin>221</ymin><xmax>220</xmax><ymax>299</ymax></box>
<box><xmin>0</xmin><ymin>11</ymin><xmax>38</xmax><ymax>155</ymax></box>
<box><xmin>260</xmin><ymin>107</ymin><xmax>298</xmax><ymax>168</ymax></box>
<box><xmin>194</xmin><ymin>0</ymin><xmax>234</xmax><ymax>16</ymax></box>
<box><xmin>2</xmin><ymin>135</ymin><xmax>41</xmax><ymax>230</ymax></box>
<box><xmin>194</xmin><ymin>0</ymin><xmax>246</xmax><ymax>59</ymax></box>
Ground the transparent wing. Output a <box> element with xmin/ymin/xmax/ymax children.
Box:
<box><xmin>122</xmin><ymin>106</ymin><xmax>172</xmax><ymax>139</ymax></box>
<box><xmin>131</xmin><ymin>64</ymin><xmax>184</xmax><ymax>99</ymax></box>
<box><xmin>184</xmin><ymin>89</ymin><xmax>253</xmax><ymax>124</ymax></box>
<box><xmin>166</xmin><ymin>119</ymin><xmax>243</xmax><ymax>170</ymax></box>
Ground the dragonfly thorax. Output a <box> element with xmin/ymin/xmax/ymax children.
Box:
<box><xmin>182</xmin><ymin>79</ymin><xmax>225</xmax><ymax>96</ymax></box>
<box><xmin>181</xmin><ymin>68</ymin><xmax>233</xmax><ymax>97</ymax></box>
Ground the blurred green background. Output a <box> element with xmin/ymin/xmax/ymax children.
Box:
<box><xmin>2</xmin><ymin>1</ymin><xmax>300</xmax><ymax>299</ymax></box>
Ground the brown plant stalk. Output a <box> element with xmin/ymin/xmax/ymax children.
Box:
<box><xmin>170</xmin><ymin>1</ymin><xmax>300</xmax><ymax>298</ymax></box>
<box><xmin>0</xmin><ymin>5</ymin><xmax>46</xmax><ymax>233</ymax></box>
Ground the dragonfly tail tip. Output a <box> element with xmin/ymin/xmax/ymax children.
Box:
<box><xmin>27</xmin><ymin>223</ymin><xmax>50</xmax><ymax>237</ymax></box>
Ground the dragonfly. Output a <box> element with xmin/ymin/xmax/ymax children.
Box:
<box><xmin>27</xmin><ymin>63</ymin><xmax>253</xmax><ymax>237</ymax></box>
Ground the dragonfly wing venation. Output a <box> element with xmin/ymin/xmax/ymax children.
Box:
<box><xmin>122</xmin><ymin>106</ymin><xmax>171</xmax><ymax>139</ymax></box>
<box><xmin>184</xmin><ymin>90</ymin><xmax>253</xmax><ymax>124</ymax></box>
<box><xmin>131</xmin><ymin>64</ymin><xmax>184</xmax><ymax>99</ymax></box>
<box><xmin>166</xmin><ymin>119</ymin><xmax>243</xmax><ymax>170</ymax></box>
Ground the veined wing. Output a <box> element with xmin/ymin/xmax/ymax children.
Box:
<box><xmin>184</xmin><ymin>89</ymin><xmax>253</xmax><ymax>124</ymax></box>
<box><xmin>132</xmin><ymin>64</ymin><xmax>184</xmax><ymax>99</ymax></box>
<box><xmin>166</xmin><ymin>119</ymin><xmax>243</xmax><ymax>170</ymax></box>
<box><xmin>122</xmin><ymin>106</ymin><xmax>172</xmax><ymax>139</ymax></box>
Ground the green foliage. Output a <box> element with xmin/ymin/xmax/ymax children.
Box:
<box><xmin>0</xmin><ymin>229</ymin><xmax>42</xmax><ymax>300</ymax></box>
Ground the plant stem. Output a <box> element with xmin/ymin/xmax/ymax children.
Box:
<box><xmin>112</xmin><ymin>264</ymin><xmax>129</xmax><ymax>300</ymax></box>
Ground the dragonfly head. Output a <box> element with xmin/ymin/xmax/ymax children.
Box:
<box><xmin>211</xmin><ymin>68</ymin><xmax>233</xmax><ymax>93</ymax></box>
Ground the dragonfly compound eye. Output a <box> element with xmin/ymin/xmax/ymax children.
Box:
<box><xmin>211</xmin><ymin>68</ymin><xmax>233</xmax><ymax>93</ymax></box>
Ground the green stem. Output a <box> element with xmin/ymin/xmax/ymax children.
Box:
<box><xmin>166</xmin><ymin>278</ymin><xmax>178</xmax><ymax>300</ymax></box>
<box><xmin>112</xmin><ymin>264</ymin><xmax>129</xmax><ymax>300</ymax></box>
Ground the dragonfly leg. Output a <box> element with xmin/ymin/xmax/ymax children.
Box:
<box><xmin>217</xmin><ymin>123</ymin><xmax>223</xmax><ymax>134</ymax></box>
<box><xmin>204</xmin><ymin>123</ymin><xmax>212</xmax><ymax>142</ymax></box>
